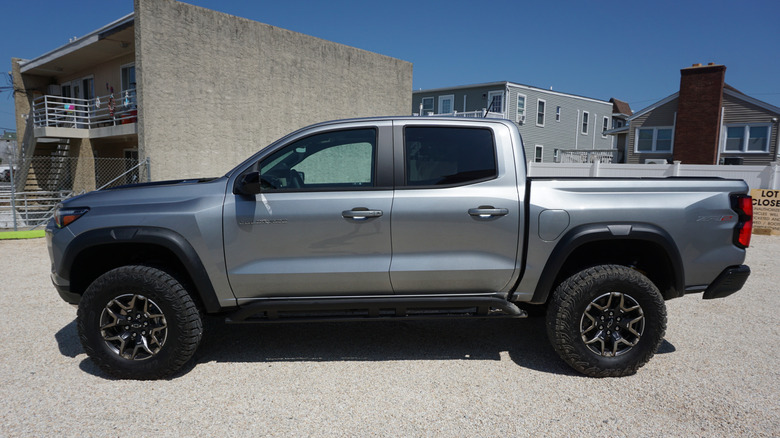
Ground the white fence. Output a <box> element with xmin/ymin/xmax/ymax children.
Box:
<box><xmin>527</xmin><ymin>161</ymin><xmax>780</xmax><ymax>190</ymax></box>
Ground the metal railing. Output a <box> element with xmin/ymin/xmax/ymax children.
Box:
<box><xmin>32</xmin><ymin>88</ymin><xmax>137</xmax><ymax>129</ymax></box>
<box><xmin>557</xmin><ymin>150</ymin><xmax>617</xmax><ymax>164</ymax></box>
<box><xmin>0</xmin><ymin>189</ymin><xmax>72</xmax><ymax>229</ymax></box>
<box><xmin>414</xmin><ymin>109</ymin><xmax>506</xmax><ymax>119</ymax></box>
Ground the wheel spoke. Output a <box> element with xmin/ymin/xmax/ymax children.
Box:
<box><xmin>580</xmin><ymin>291</ymin><xmax>645</xmax><ymax>357</ymax></box>
<box><xmin>100</xmin><ymin>293</ymin><xmax>168</xmax><ymax>361</ymax></box>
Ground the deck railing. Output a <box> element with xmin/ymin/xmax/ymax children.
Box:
<box><xmin>32</xmin><ymin>88</ymin><xmax>137</xmax><ymax>129</ymax></box>
<box><xmin>414</xmin><ymin>109</ymin><xmax>506</xmax><ymax>119</ymax></box>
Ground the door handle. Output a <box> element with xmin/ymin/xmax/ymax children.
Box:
<box><xmin>468</xmin><ymin>207</ymin><xmax>509</xmax><ymax>218</ymax></box>
<box><xmin>342</xmin><ymin>208</ymin><xmax>383</xmax><ymax>220</ymax></box>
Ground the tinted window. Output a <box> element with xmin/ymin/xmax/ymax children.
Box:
<box><xmin>258</xmin><ymin>128</ymin><xmax>375</xmax><ymax>190</ymax></box>
<box><xmin>405</xmin><ymin>127</ymin><xmax>496</xmax><ymax>186</ymax></box>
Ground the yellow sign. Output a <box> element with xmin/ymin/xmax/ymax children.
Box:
<box><xmin>751</xmin><ymin>189</ymin><xmax>780</xmax><ymax>235</ymax></box>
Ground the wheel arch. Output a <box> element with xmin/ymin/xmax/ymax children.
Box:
<box><xmin>529</xmin><ymin>223</ymin><xmax>684</xmax><ymax>304</ymax></box>
<box><xmin>60</xmin><ymin>227</ymin><xmax>222</xmax><ymax>313</ymax></box>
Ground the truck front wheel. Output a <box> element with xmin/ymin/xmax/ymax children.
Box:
<box><xmin>546</xmin><ymin>264</ymin><xmax>667</xmax><ymax>377</ymax></box>
<box><xmin>77</xmin><ymin>265</ymin><xmax>203</xmax><ymax>380</ymax></box>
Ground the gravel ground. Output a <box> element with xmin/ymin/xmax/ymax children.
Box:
<box><xmin>0</xmin><ymin>236</ymin><xmax>778</xmax><ymax>437</ymax></box>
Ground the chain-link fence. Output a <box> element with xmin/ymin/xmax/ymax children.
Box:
<box><xmin>0</xmin><ymin>157</ymin><xmax>150</xmax><ymax>230</ymax></box>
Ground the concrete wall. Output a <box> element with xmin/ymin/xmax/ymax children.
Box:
<box><xmin>135</xmin><ymin>0</ymin><xmax>413</xmax><ymax>180</ymax></box>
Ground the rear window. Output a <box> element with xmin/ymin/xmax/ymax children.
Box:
<box><xmin>404</xmin><ymin>127</ymin><xmax>497</xmax><ymax>186</ymax></box>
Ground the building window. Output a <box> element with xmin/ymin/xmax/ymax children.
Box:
<box><xmin>438</xmin><ymin>95</ymin><xmax>454</xmax><ymax>114</ymax></box>
<box><xmin>724</xmin><ymin>125</ymin><xmax>771</xmax><ymax>153</ymax></box>
<box><xmin>517</xmin><ymin>94</ymin><xmax>527</xmax><ymax>123</ymax></box>
<box><xmin>487</xmin><ymin>91</ymin><xmax>503</xmax><ymax>113</ymax></box>
<box><xmin>121</xmin><ymin>63</ymin><xmax>136</xmax><ymax>92</ymax></box>
<box><xmin>537</xmin><ymin>99</ymin><xmax>546</xmax><ymax>127</ymax></box>
<box><xmin>602</xmin><ymin>116</ymin><xmax>610</xmax><ymax>138</ymax></box>
<box><xmin>581</xmin><ymin>111</ymin><xmax>589</xmax><ymax>135</ymax></box>
<box><xmin>556</xmin><ymin>106</ymin><xmax>561</xmax><ymax>122</ymax></box>
<box><xmin>534</xmin><ymin>145</ymin><xmax>543</xmax><ymax>163</ymax></box>
<box><xmin>421</xmin><ymin>97</ymin><xmax>434</xmax><ymax>115</ymax></box>
<box><xmin>636</xmin><ymin>127</ymin><xmax>674</xmax><ymax>153</ymax></box>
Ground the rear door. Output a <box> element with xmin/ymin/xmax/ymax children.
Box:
<box><xmin>224</xmin><ymin>122</ymin><xmax>394</xmax><ymax>301</ymax></box>
<box><xmin>389</xmin><ymin>121</ymin><xmax>522</xmax><ymax>294</ymax></box>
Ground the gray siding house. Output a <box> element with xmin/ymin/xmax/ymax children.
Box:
<box><xmin>622</xmin><ymin>64</ymin><xmax>779</xmax><ymax>165</ymax></box>
<box><xmin>412</xmin><ymin>82</ymin><xmax>614</xmax><ymax>163</ymax></box>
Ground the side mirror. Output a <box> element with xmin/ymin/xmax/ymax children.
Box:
<box><xmin>234</xmin><ymin>171</ymin><xmax>262</xmax><ymax>195</ymax></box>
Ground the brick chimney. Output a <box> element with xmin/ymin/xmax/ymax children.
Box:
<box><xmin>672</xmin><ymin>63</ymin><xmax>726</xmax><ymax>164</ymax></box>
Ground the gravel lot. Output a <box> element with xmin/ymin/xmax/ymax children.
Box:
<box><xmin>1</xmin><ymin>236</ymin><xmax>778</xmax><ymax>437</ymax></box>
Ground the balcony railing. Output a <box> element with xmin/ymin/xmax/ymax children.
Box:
<box><xmin>414</xmin><ymin>109</ymin><xmax>506</xmax><ymax>119</ymax></box>
<box><xmin>32</xmin><ymin>89</ymin><xmax>137</xmax><ymax>129</ymax></box>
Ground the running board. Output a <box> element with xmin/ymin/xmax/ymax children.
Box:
<box><xmin>225</xmin><ymin>296</ymin><xmax>527</xmax><ymax>324</ymax></box>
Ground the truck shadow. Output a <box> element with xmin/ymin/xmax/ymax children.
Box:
<box><xmin>191</xmin><ymin>317</ymin><xmax>568</xmax><ymax>377</ymax></box>
<box><xmin>55</xmin><ymin>317</ymin><xmax>676</xmax><ymax>379</ymax></box>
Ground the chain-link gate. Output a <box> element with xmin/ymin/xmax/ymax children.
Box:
<box><xmin>0</xmin><ymin>157</ymin><xmax>150</xmax><ymax>230</ymax></box>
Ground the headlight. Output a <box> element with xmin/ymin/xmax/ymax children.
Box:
<box><xmin>54</xmin><ymin>204</ymin><xmax>90</xmax><ymax>228</ymax></box>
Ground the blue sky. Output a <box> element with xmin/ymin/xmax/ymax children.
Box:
<box><xmin>2</xmin><ymin>0</ymin><xmax>779</xmax><ymax>132</ymax></box>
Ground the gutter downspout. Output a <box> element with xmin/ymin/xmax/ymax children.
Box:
<box><xmin>575</xmin><ymin>110</ymin><xmax>580</xmax><ymax>149</ymax></box>
<box><xmin>716</xmin><ymin>107</ymin><xmax>724</xmax><ymax>165</ymax></box>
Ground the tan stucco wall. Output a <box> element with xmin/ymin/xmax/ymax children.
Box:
<box><xmin>71</xmin><ymin>138</ymin><xmax>97</xmax><ymax>193</ymax></box>
<box><xmin>134</xmin><ymin>0</ymin><xmax>413</xmax><ymax>180</ymax></box>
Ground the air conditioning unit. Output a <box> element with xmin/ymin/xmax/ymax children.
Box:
<box><xmin>516</xmin><ymin>114</ymin><xmax>526</xmax><ymax>124</ymax></box>
<box><xmin>644</xmin><ymin>159</ymin><xmax>668</xmax><ymax>164</ymax></box>
<box><xmin>722</xmin><ymin>157</ymin><xmax>743</xmax><ymax>165</ymax></box>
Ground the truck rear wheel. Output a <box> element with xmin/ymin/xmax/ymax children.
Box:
<box><xmin>77</xmin><ymin>265</ymin><xmax>202</xmax><ymax>380</ymax></box>
<box><xmin>546</xmin><ymin>264</ymin><xmax>666</xmax><ymax>377</ymax></box>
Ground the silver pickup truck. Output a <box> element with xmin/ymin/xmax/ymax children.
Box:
<box><xmin>47</xmin><ymin>117</ymin><xmax>753</xmax><ymax>380</ymax></box>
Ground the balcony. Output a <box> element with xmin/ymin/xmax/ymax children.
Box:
<box><xmin>31</xmin><ymin>89</ymin><xmax>137</xmax><ymax>139</ymax></box>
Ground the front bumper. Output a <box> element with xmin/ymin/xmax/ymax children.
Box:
<box><xmin>703</xmin><ymin>265</ymin><xmax>751</xmax><ymax>300</ymax></box>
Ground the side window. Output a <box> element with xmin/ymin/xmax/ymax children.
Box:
<box><xmin>258</xmin><ymin>128</ymin><xmax>376</xmax><ymax>190</ymax></box>
<box><xmin>405</xmin><ymin>127</ymin><xmax>496</xmax><ymax>187</ymax></box>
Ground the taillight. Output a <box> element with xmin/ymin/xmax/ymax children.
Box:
<box><xmin>54</xmin><ymin>205</ymin><xmax>90</xmax><ymax>228</ymax></box>
<box><xmin>731</xmin><ymin>195</ymin><xmax>752</xmax><ymax>249</ymax></box>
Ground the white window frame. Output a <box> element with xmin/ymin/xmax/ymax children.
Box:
<box><xmin>534</xmin><ymin>145</ymin><xmax>544</xmax><ymax>163</ymax></box>
<box><xmin>581</xmin><ymin>111</ymin><xmax>589</xmax><ymax>135</ymax></box>
<box><xmin>602</xmin><ymin>116</ymin><xmax>610</xmax><ymax>138</ymax></box>
<box><xmin>487</xmin><ymin>90</ymin><xmax>503</xmax><ymax>113</ymax></box>
<box><xmin>634</xmin><ymin>126</ymin><xmax>675</xmax><ymax>153</ymax></box>
<box><xmin>516</xmin><ymin>94</ymin><xmax>527</xmax><ymax>123</ymax></box>
<box><xmin>438</xmin><ymin>95</ymin><xmax>454</xmax><ymax>115</ymax></box>
<box><xmin>421</xmin><ymin>97</ymin><xmax>434</xmax><ymax>115</ymax></box>
<box><xmin>120</xmin><ymin>62</ymin><xmax>136</xmax><ymax>92</ymax></box>
<box><xmin>556</xmin><ymin>106</ymin><xmax>561</xmax><ymax>122</ymax></box>
<box><xmin>536</xmin><ymin>99</ymin><xmax>546</xmax><ymax>127</ymax></box>
<box><xmin>722</xmin><ymin>124</ymin><xmax>772</xmax><ymax>154</ymax></box>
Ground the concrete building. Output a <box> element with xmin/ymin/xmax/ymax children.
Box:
<box><xmin>618</xmin><ymin>63</ymin><xmax>780</xmax><ymax>165</ymax></box>
<box><xmin>13</xmin><ymin>0</ymin><xmax>412</xmax><ymax>190</ymax></box>
<box><xmin>412</xmin><ymin>82</ymin><xmax>614</xmax><ymax>163</ymax></box>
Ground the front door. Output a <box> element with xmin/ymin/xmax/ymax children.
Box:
<box><xmin>389</xmin><ymin>123</ymin><xmax>522</xmax><ymax>294</ymax></box>
<box><xmin>224</xmin><ymin>124</ymin><xmax>394</xmax><ymax>301</ymax></box>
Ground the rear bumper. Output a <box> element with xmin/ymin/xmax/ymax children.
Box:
<box><xmin>703</xmin><ymin>265</ymin><xmax>750</xmax><ymax>300</ymax></box>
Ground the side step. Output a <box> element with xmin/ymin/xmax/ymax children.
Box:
<box><xmin>225</xmin><ymin>296</ymin><xmax>527</xmax><ymax>324</ymax></box>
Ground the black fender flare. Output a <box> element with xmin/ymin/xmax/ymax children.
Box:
<box><xmin>529</xmin><ymin>223</ymin><xmax>685</xmax><ymax>303</ymax></box>
<box><xmin>59</xmin><ymin>226</ymin><xmax>223</xmax><ymax>312</ymax></box>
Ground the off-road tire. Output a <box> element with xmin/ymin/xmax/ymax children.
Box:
<box><xmin>78</xmin><ymin>265</ymin><xmax>202</xmax><ymax>380</ymax></box>
<box><xmin>546</xmin><ymin>264</ymin><xmax>667</xmax><ymax>377</ymax></box>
